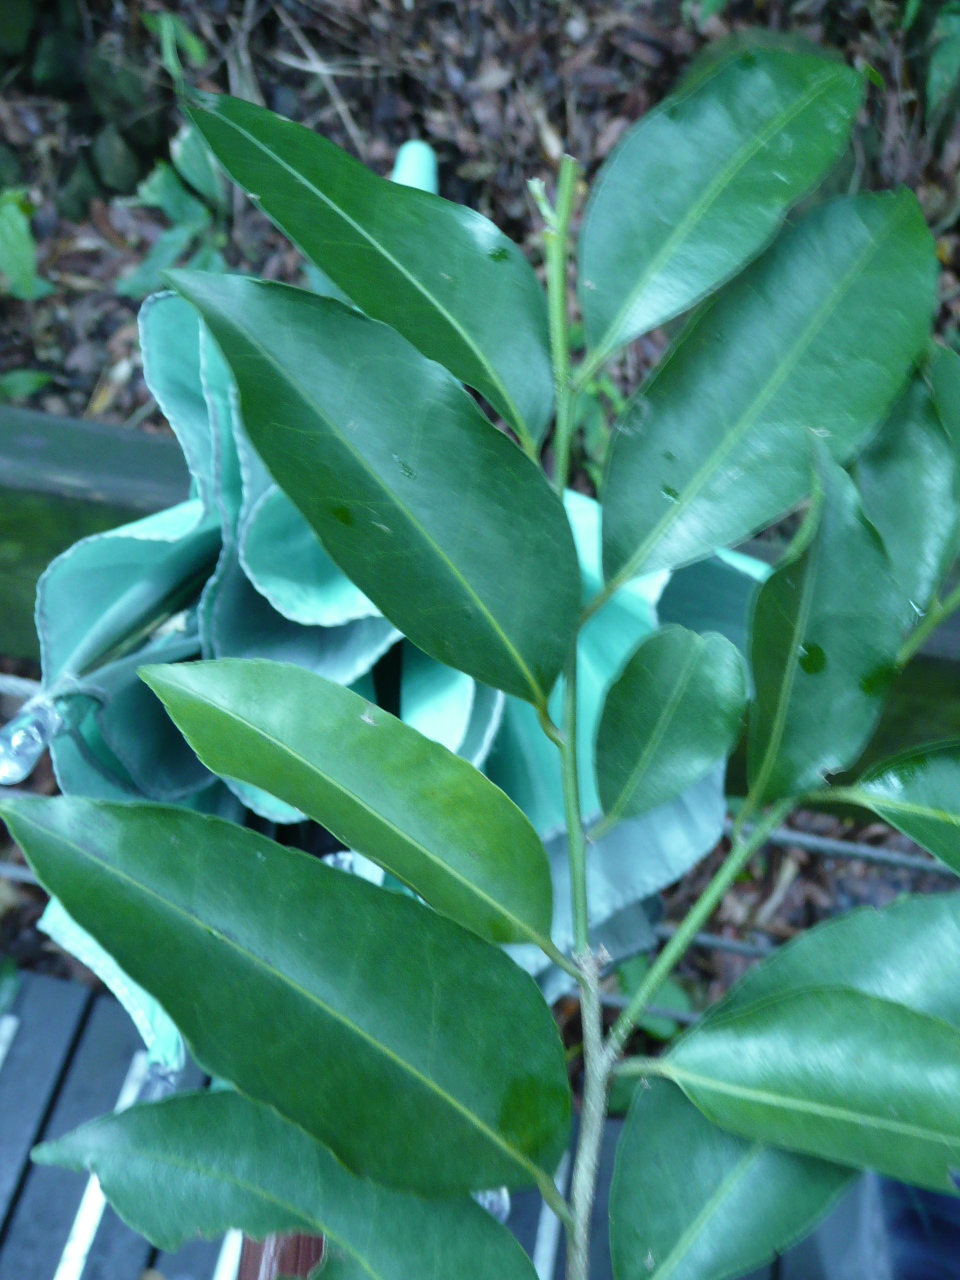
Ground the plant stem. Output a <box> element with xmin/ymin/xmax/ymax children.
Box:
<box><xmin>897</xmin><ymin>580</ymin><xmax>960</xmax><ymax>666</ymax></box>
<box><xmin>546</xmin><ymin>154</ymin><xmax>580</xmax><ymax>494</ymax></box>
<box><xmin>538</xmin><ymin>701</ymin><xmax>564</xmax><ymax>749</ymax></box>
<box><xmin>612</xmin><ymin>1055</ymin><xmax>671</xmax><ymax>1078</ymax></box>
<box><xmin>604</xmin><ymin>799</ymin><xmax>794</xmax><ymax>1058</ymax></box>
<box><xmin>561</xmin><ymin>652</ymin><xmax>590</xmax><ymax>954</ymax></box>
<box><xmin>566</xmin><ymin>954</ymin><xmax>608</xmax><ymax>1280</ymax></box>
<box><xmin>543</xmin><ymin>938</ymin><xmax>582</xmax><ymax>981</ymax></box>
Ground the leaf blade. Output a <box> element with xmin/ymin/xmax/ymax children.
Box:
<box><xmin>141</xmin><ymin>659</ymin><xmax>554</xmax><ymax>947</ymax></box>
<box><xmin>580</xmin><ymin>47</ymin><xmax>862</xmax><ymax>366</ymax></box>
<box><xmin>610</xmin><ymin>1080</ymin><xmax>851</xmax><ymax>1280</ymax></box>
<box><xmin>602</xmin><ymin>191</ymin><xmax>936</xmax><ymax>584</ymax></box>
<box><xmin>852</xmin><ymin>375</ymin><xmax>960</xmax><ymax>627</ymax></box>
<box><xmin>837</xmin><ymin>741</ymin><xmax>960</xmax><ymax>876</ymax></box>
<box><xmin>0</xmin><ymin>795</ymin><xmax>570</xmax><ymax>1195</ymax></box>
<box><xmin>612</xmin><ymin>892</ymin><xmax>960</xmax><ymax>1280</ymax></box>
<box><xmin>35</xmin><ymin>1090</ymin><xmax>538</xmax><ymax>1280</ymax></box>
<box><xmin>747</xmin><ymin>449</ymin><xmax>903</xmax><ymax>803</ymax></box>
<box><xmin>166</xmin><ymin>272</ymin><xmax>580</xmax><ymax>706</ymax></box>
<box><xmin>596</xmin><ymin>626</ymin><xmax>746</xmax><ymax>825</ymax></box>
<box><xmin>186</xmin><ymin>94</ymin><xmax>553</xmax><ymax>442</ymax></box>
<box><xmin>667</xmin><ymin>987</ymin><xmax>960</xmax><ymax>1192</ymax></box>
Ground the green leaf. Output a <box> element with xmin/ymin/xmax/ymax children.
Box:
<box><xmin>35</xmin><ymin>1090</ymin><xmax>537</xmax><ymax>1280</ymax></box>
<box><xmin>834</xmin><ymin>740</ymin><xmax>960</xmax><ymax>875</ymax></box>
<box><xmin>612</xmin><ymin>890</ymin><xmax>960</xmax><ymax>1280</ymax></box>
<box><xmin>167</xmin><ymin>272</ymin><xmax>580</xmax><ymax>705</ymax></box>
<box><xmin>596</xmin><ymin>625</ymin><xmax>746</xmax><ymax>826</ymax></box>
<box><xmin>137</xmin><ymin>162</ymin><xmax>211</xmax><ymax>229</ymax></box>
<box><xmin>747</xmin><ymin>448</ymin><xmax>903</xmax><ymax>804</ymax></box>
<box><xmin>665</xmin><ymin>986</ymin><xmax>960</xmax><ymax>1192</ymax></box>
<box><xmin>0</xmin><ymin>795</ymin><xmax>570</xmax><ymax>1195</ymax></box>
<box><xmin>0</xmin><ymin>195</ymin><xmax>53</xmax><ymax>300</ymax></box>
<box><xmin>579</xmin><ymin>47</ymin><xmax>861</xmax><ymax>369</ymax></box>
<box><xmin>116</xmin><ymin>224</ymin><xmax>200</xmax><ymax>299</ymax></box>
<box><xmin>170</xmin><ymin>122</ymin><xmax>228</xmax><ymax>211</ymax></box>
<box><xmin>602</xmin><ymin>190</ymin><xmax>936</xmax><ymax>585</ymax></box>
<box><xmin>185</xmin><ymin>93</ymin><xmax>553</xmax><ymax>443</ymax></box>
<box><xmin>141</xmin><ymin>658</ymin><xmax>553</xmax><ymax>948</ymax></box>
<box><xmin>0</xmin><ymin>369</ymin><xmax>52</xmax><ymax>402</ymax></box>
<box><xmin>610</xmin><ymin>1079</ymin><xmax>851</xmax><ymax>1280</ymax></box>
<box><xmin>852</xmin><ymin>375</ymin><xmax>960</xmax><ymax>626</ymax></box>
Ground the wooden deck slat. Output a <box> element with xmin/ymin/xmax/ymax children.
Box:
<box><xmin>0</xmin><ymin>974</ymin><xmax>91</xmax><ymax>1234</ymax></box>
<box><xmin>0</xmin><ymin>996</ymin><xmax>143</xmax><ymax>1280</ymax></box>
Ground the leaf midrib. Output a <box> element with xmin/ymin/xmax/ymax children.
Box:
<box><xmin>610</xmin><ymin>196</ymin><xmax>908</xmax><ymax>589</ymax></box>
<box><xmin>203</xmin><ymin>107</ymin><xmax>529</xmax><ymax>436</ymax></box>
<box><xmin>19</xmin><ymin>812</ymin><xmax>546</xmax><ymax>1188</ymax></box>
<box><xmin>749</xmin><ymin>532</ymin><xmax>822</xmax><ymax>803</ymax></box>
<box><xmin>854</xmin><ymin>791</ymin><xmax>960</xmax><ymax>828</ymax></box>
<box><xmin>203</xmin><ymin>294</ymin><xmax>543</xmax><ymax>704</ymax></box>
<box><xmin>589</xmin><ymin>68</ymin><xmax>844</xmax><ymax>366</ymax></box>
<box><xmin>649</xmin><ymin>1141</ymin><xmax>764</xmax><ymax>1280</ymax></box>
<box><xmin>665</xmin><ymin>1063</ymin><xmax>960</xmax><ymax>1149</ymax></box>
<box><xmin>175</xmin><ymin>685</ymin><xmax>550</xmax><ymax>947</ymax></box>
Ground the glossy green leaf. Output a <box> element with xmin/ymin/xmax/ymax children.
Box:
<box><xmin>185</xmin><ymin>93</ymin><xmax>552</xmax><ymax>442</ymax></box>
<box><xmin>610</xmin><ymin>1080</ymin><xmax>851</xmax><ymax>1280</ymax></box>
<box><xmin>141</xmin><ymin>658</ymin><xmax>553</xmax><ymax>948</ymax></box>
<box><xmin>612</xmin><ymin>891</ymin><xmax>960</xmax><ymax>1280</ymax></box>
<box><xmin>852</xmin><ymin>376</ymin><xmax>960</xmax><ymax>625</ymax></box>
<box><xmin>35</xmin><ymin>1090</ymin><xmax>537</xmax><ymax>1280</ymax></box>
<box><xmin>596</xmin><ymin>624</ymin><xmax>746</xmax><ymax>825</ymax></box>
<box><xmin>579</xmin><ymin>47</ymin><xmax>861</xmax><ymax>368</ymax></box>
<box><xmin>0</xmin><ymin>795</ymin><xmax>570</xmax><ymax>1195</ymax></box>
<box><xmin>602</xmin><ymin>191</ymin><xmax>936</xmax><ymax>585</ymax></box>
<box><xmin>666</xmin><ymin>986</ymin><xmax>960</xmax><ymax>1192</ymax></box>
<box><xmin>834</xmin><ymin>741</ymin><xmax>960</xmax><ymax>875</ymax></box>
<box><xmin>168</xmin><ymin>272</ymin><xmax>579</xmax><ymax>705</ymax></box>
<box><xmin>747</xmin><ymin>449</ymin><xmax>903</xmax><ymax>803</ymax></box>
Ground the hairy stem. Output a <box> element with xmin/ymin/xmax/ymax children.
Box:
<box><xmin>605</xmin><ymin>799</ymin><xmax>794</xmax><ymax>1058</ymax></box>
<box><xmin>546</xmin><ymin>155</ymin><xmax>580</xmax><ymax>494</ymax></box>
<box><xmin>566</xmin><ymin>955</ymin><xmax>608</xmax><ymax>1280</ymax></box>
<box><xmin>897</xmin><ymin>579</ymin><xmax>960</xmax><ymax>667</ymax></box>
